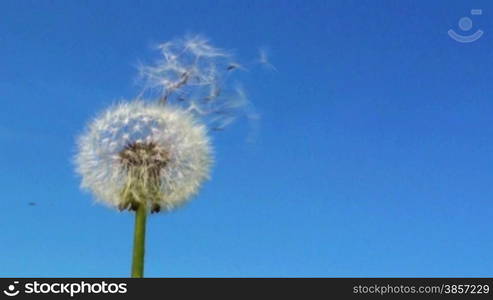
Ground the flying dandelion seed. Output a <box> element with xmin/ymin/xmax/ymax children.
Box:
<box><xmin>257</xmin><ymin>48</ymin><xmax>277</xmax><ymax>72</ymax></box>
<box><xmin>75</xmin><ymin>101</ymin><xmax>212</xmax><ymax>213</ymax></box>
<box><xmin>137</xmin><ymin>35</ymin><xmax>257</xmax><ymax>132</ymax></box>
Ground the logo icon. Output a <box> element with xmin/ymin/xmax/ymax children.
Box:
<box><xmin>448</xmin><ymin>9</ymin><xmax>483</xmax><ymax>43</ymax></box>
<box><xmin>3</xmin><ymin>282</ymin><xmax>20</xmax><ymax>297</ymax></box>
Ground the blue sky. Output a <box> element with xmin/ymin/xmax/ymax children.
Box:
<box><xmin>1</xmin><ymin>0</ymin><xmax>493</xmax><ymax>277</ymax></box>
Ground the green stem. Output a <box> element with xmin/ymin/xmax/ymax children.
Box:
<box><xmin>131</xmin><ymin>201</ymin><xmax>147</xmax><ymax>278</ymax></box>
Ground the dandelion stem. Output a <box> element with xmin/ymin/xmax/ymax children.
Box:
<box><xmin>131</xmin><ymin>201</ymin><xmax>147</xmax><ymax>278</ymax></box>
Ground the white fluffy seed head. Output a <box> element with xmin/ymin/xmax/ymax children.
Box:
<box><xmin>75</xmin><ymin>101</ymin><xmax>212</xmax><ymax>212</ymax></box>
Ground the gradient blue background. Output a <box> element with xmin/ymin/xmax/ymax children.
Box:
<box><xmin>1</xmin><ymin>0</ymin><xmax>492</xmax><ymax>277</ymax></box>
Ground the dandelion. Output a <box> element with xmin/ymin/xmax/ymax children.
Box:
<box><xmin>76</xmin><ymin>101</ymin><xmax>212</xmax><ymax>276</ymax></box>
<box><xmin>76</xmin><ymin>101</ymin><xmax>212</xmax><ymax>212</ymax></box>
<box><xmin>75</xmin><ymin>34</ymin><xmax>263</xmax><ymax>277</ymax></box>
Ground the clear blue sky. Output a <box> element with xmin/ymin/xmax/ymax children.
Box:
<box><xmin>1</xmin><ymin>0</ymin><xmax>493</xmax><ymax>277</ymax></box>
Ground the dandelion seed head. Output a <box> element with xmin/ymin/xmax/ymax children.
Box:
<box><xmin>75</xmin><ymin>101</ymin><xmax>212</xmax><ymax>212</ymax></box>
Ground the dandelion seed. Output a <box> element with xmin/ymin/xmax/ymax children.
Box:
<box><xmin>258</xmin><ymin>48</ymin><xmax>277</xmax><ymax>72</ymax></box>
<box><xmin>226</xmin><ymin>63</ymin><xmax>243</xmax><ymax>71</ymax></box>
<box><xmin>137</xmin><ymin>35</ymin><xmax>254</xmax><ymax>131</ymax></box>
